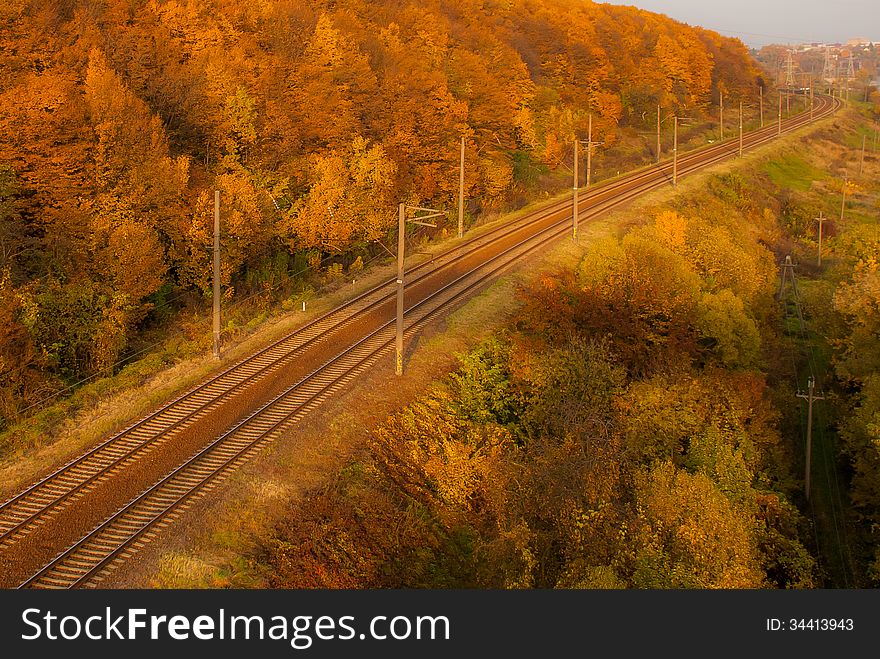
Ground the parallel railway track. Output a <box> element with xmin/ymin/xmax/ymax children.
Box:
<box><xmin>2</xmin><ymin>94</ymin><xmax>840</xmax><ymax>588</ymax></box>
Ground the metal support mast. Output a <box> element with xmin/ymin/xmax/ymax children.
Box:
<box><xmin>778</xmin><ymin>92</ymin><xmax>782</xmax><ymax>136</ymax></box>
<box><xmin>395</xmin><ymin>203</ymin><xmax>443</xmax><ymax>376</ymax></box>
<box><xmin>671</xmin><ymin>116</ymin><xmax>692</xmax><ymax>187</ymax></box>
<box><xmin>845</xmin><ymin>54</ymin><xmax>855</xmax><ymax>102</ymax></box>
<box><xmin>822</xmin><ymin>47</ymin><xmax>836</xmax><ymax>92</ymax></box>
<box><xmin>656</xmin><ymin>104</ymin><xmax>661</xmax><ymax>163</ymax></box>
<box><xmin>586</xmin><ymin>114</ymin><xmax>594</xmax><ymax>189</ymax></box>
<box><xmin>777</xmin><ymin>255</ymin><xmax>805</xmax><ymax>330</ymax></box>
<box><xmin>396</xmin><ymin>203</ymin><xmax>405</xmax><ymax>376</ymax></box>
<box><xmin>810</xmin><ymin>80</ymin><xmax>814</xmax><ymax>122</ymax></box>
<box><xmin>759</xmin><ymin>86</ymin><xmax>764</xmax><ymax>127</ymax></box>
<box><xmin>212</xmin><ymin>190</ymin><xmax>221</xmax><ymax>360</ymax></box>
<box><xmin>572</xmin><ymin>137</ymin><xmax>579</xmax><ymax>241</ymax></box>
<box><xmin>784</xmin><ymin>48</ymin><xmax>797</xmax><ymax>88</ymax></box>
<box><xmin>739</xmin><ymin>101</ymin><xmax>744</xmax><ymax>157</ymax></box>
<box><xmin>673</xmin><ymin>116</ymin><xmax>679</xmax><ymax>186</ymax></box>
<box><xmin>457</xmin><ymin>136</ymin><xmax>465</xmax><ymax>239</ymax></box>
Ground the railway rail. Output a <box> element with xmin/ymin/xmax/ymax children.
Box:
<box><xmin>2</xmin><ymin>94</ymin><xmax>840</xmax><ymax>588</ymax></box>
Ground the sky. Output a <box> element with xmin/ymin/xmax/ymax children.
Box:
<box><xmin>599</xmin><ymin>0</ymin><xmax>879</xmax><ymax>48</ymax></box>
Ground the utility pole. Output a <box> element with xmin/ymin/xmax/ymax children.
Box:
<box><xmin>822</xmin><ymin>47</ymin><xmax>835</xmax><ymax>92</ymax></box>
<box><xmin>778</xmin><ymin>254</ymin><xmax>805</xmax><ymax>329</ymax></box>
<box><xmin>396</xmin><ymin>203</ymin><xmax>405</xmax><ymax>376</ymax></box>
<box><xmin>573</xmin><ymin>117</ymin><xmax>602</xmax><ymax>237</ymax></box>
<box><xmin>572</xmin><ymin>136</ymin><xmax>579</xmax><ymax>241</ymax></box>
<box><xmin>859</xmin><ymin>134</ymin><xmax>866</xmax><ymax>176</ymax></box>
<box><xmin>739</xmin><ymin>101</ymin><xmax>744</xmax><ymax>157</ymax></box>
<box><xmin>778</xmin><ymin>92</ymin><xmax>782</xmax><ymax>136</ymax></box>
<box><xmin>720</xmin><ymin>90</ymin><xmax>724</xmax><ymax>140</ymax></box>
<box><xmin>784</xmin><ymin>48</ymin><xmax>797</xmax><ymax>88</ymax></box>
<box><xmin>212</xmin><ymin>190</ymin><xmax>221</xmax><ymax>360</ymax></box>
<box><xmin>845</xmin><ymin>54</ymin><xmax>855</xmax><ymax>103</ymax></box>
<box><xmin>801</xmin><ymin>73</ymin><xmax>809</xmax><ymax>111</ymax></box>
<box><xmin>657</xmin><ymin>104</ymin><xmax>661</xmax><ymax>163</ymax></box>
<box><xmin>457</xmin><ymin>136</ymin><xmax>465</xmax><ymax>238</ymax></box>
<box><xmin>810</xmin><ymin>81</ymin><xmax>814</xmax><ymax>122</ymax></box>
<box><xmin>797</xmin><ymin>377</ymin><xmax>825</xmax><ymax>499</ymax></box>
<box><xmin>759</xmin><ymin>86</ymin><xmax>764</xmax><ymax>127</ymax></box>
<box><xmin>396</xmin><ymin>203</ymin><xmax>443</xmax><ymax>376</ymax></box>
<box><xmin>778</xmin><ymin>254</ymin><xmax>794</xmax><ymax>300</ymax></box>
<box><xmin>673</xmin><ymin>116</ymin><xmax>679</xmax><ymax>186</ymax></box>
<box><xmin>840</xmin><ymin>174</ymin><xmax>848</xmax><ymax>221</ymax></box>
<box><xmin>672</xmin><ymin>116</ymin><xmax>692</xmax><ymax>187</ymax></box>
<box><xmin>814</xmin><ymin>212</ymin><xmax>828</xmax><ymax>267</ymax></box>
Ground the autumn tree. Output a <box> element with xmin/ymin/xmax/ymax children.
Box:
<box><xmin>280</xmin><ymin>137</ymin><xmax>397</xmax><ymax>253</ymax></box>
<box><xmin>0</xmin><ymin>164</ymin><xmax>23</xmax><ymax>274</ymax></box>
<box><xmin>629</xmin><ymin>461</ymin><xmax>765</xmax><ymax>588</ymax></box>
<box><xmin>833</xmin><ymin>245</ymin><xmax>880</xmax><ymax>382</ymax></box>
<box><xmin>0</xmin><ymin>271</ymin><xmax>53</xmax><ymax>428</ymax></box>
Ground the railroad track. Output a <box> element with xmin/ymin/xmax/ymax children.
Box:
<box><xmin>0</xmin><ymin>183</ymin><xmax>616</xmax><ymax>548</ymax></box>
<box><xmin>5</xmin><ymin>94</ymin><xmax>840</xmax><ymax>588</ymax></box>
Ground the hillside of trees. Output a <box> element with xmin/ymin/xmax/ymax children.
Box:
<box><xmin>0</xmin><ymin>0</ymin><xmax>761</xmax><ymax>429</ymax></box>
<box><xmin>257</xmin><ymin>106</ymin><xmax>880</xmax><ymax>589</ymax></box>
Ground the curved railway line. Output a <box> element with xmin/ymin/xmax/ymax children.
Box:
<box><xmin>0</xmin><ymin>94</ymin><xmax>840</xmax><ymax>588</ymax></box>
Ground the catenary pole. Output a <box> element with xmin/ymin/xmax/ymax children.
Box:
<box><xmin>458</xmin><ymin>136</ymin><xmax>465</xmax><ymax>238</ymax></box>
<box><xmin>778</xmin><ymin>92</ymin><xmax>782</xmax><ymax>136</ymax></box>
<box><xmin>212</xmin><ymin>190</ymin><xmax>221</xmax><ymax>360</ymax></box>
<box><xmin>396</xmin><ymin>203</ymin><xmax>405</xmax><ymax>376</ymax></box>
<box><xmin>673</xmin><ymin>116</ymin><xmax>679</xmax><ymax>186</ymax></box>
<box><xmin>739</xmin><ymin>101</ymin><xmax>743</xmax><ymax>157</ymax></box>
<box><xmin>759</xmin><ymin>85</ymin><xmax>764</xmax><ymax>127</ymax></box>
<box><xmin>586</xmin><ymin>114</ymin><xmax>593</xmax><ymax>189</ymax></box>
<box><xmin>572</xmin><ymin>137</ymin><xmax>579</xmax><ymax>240</ymax></box>
<box><xmin>656</xmin><ymin>104</ymin><xmax>661</xmax><ymax>163</ymax></box>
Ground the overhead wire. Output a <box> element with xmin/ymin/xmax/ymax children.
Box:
<box><xmin>783</xmin><ymin>260</ymin><xmax>853</xmax><ymax>586</ymax></box>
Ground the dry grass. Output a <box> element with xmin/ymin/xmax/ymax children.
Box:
<box><xmin>150</xmin><ymin>553</ymin><xmax>218</xmax><ymax>589</ymax></box>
